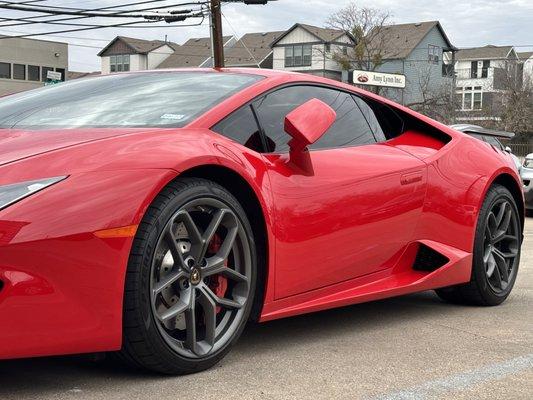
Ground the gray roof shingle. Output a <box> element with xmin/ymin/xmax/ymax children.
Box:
<box><xmin>369</xmin><ymin>21</ymin><xmax>453</xmax><ymax>60</ymax></box>
<box><xmin>224</xmin><ymin>31</ymin><xmax>285</xmax><ymax>66</ymax></box>
<box><xmin>156</xmin><ymin>36</ymin><xmax>233</xmax><ymax>68</ymax></box>
<box><xmin>456</xmin><ymin>45</ymin><xmax>514</xmax><ymax>61</ymax></box>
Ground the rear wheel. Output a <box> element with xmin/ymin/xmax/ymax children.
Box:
<box><xmin>120</xmin><ymin>178</ymin><xmax>256</xmax><ymax>374</ymax></box>
<box><xmin>436</xmin><ymin>184</ymin><xmax>521</xmax><ymax>306</ymax></box>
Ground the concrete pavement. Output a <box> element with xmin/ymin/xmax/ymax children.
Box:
<box><xmin>1</xmin><ymin>218</ymin><xmax>532</xmax><ymax>400</ymax></box>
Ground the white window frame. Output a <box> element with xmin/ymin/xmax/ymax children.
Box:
<box><xmin>457</xmin><ymin>86</ymin><xmax>483</xmax><ymax>111</ymax></box>
<box><xmin>284</xmin><ymin>44</ymin><xmax>312</xmax><ymax>68</ymax></box>
<box><xmin>110</xmin><ymin>54</ymin><xmax>130</xmax><ymax>72</ymax></box>
<box><xmin>428</xmin><ymin>45</ymin><xmax>439</xmax><ymax>64</ymax></box>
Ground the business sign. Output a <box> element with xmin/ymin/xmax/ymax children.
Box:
<box><xmin>352</xmin><ymin>70</ymin><xmax>406</xmax><ymax>88</ymax></box>
<box><xmin>46</xmin><ymin>70</ymin><xmax>62</xmax><ymax>81</ymax></box>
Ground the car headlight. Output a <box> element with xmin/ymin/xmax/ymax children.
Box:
<box><xmin>0</xmin><ymin>176</ymin><xmax>67</xmax><ymax>211</ymax></box>
<box><xmin>524</xmin><ymin>159</ymin><xmax>533</xmax><ymax>169</ymax></box>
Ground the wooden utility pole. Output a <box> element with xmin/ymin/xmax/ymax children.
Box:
<box><xmin>210</xmin><ymin>0</ymin><xmax>224</xmax><ymax>68</ymax></box>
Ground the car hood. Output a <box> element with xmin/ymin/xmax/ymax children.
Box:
<box><xmin>0</xmin><ymin>128</ymin><xmax>145</xmax><ymax>167</ymax></box>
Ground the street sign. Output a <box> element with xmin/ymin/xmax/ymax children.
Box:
<box><xmin>46</xmin><ymin>70</ymin><xmax>62</xmax><ymax>81</ymax></box>
<box><xmin>352</xmin><ymin>70</ymin><xmax>406</xmax><ymax>88</ymax></box>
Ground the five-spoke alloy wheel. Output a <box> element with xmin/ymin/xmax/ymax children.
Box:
<box><xmin>482</xmin><ymin>198</ymin><xmax>520</xmax><ymax>294</ymax></box>
<box><xmin>151</xmin><ymin>198</ymin><xmax>251</xmax><ymax>358</ymax></box>
<box><xmin>121</xmin><ymin>178</ymin><xmax>256</xmax><ymax>374</ymax></box>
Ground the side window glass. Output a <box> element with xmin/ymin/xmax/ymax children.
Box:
<box><xmin>254</xmin><ymin>86</ymin><xmax>376</xmax><ymax>153</ymax></box>
<box><xmin>352</xmin><ymin>96</ymin><xmax>387</xmax><ymax>142</ymax></box>
<box><xmin>212</xmin><ymin>105</ymin><xmax>264</xmax><ymax>152</ymax></box>
<box><xmin>310</xmin><ymin>89</ymin><xmax>376</xmax><ymax>150</ymax></box>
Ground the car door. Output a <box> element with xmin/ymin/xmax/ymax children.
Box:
<box><xmin>252</xmin><ymin>85</ymin><xmax>428</xmax><ymax>299</ymax></box>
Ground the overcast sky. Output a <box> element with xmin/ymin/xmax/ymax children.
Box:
<box><xmin>1</xmin><ymin>0</ymin><xmax>532</xmax><ymax>72</ymax></box>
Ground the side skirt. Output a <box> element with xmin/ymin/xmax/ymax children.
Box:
<box><xmin>259</xmin><ymin>240</ymin><xmax>472</xmax><ymax>322</ymax></box>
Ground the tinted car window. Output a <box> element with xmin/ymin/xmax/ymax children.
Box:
<box><xmin>0</xmin><ymin>72</ymin><xmax>262</xmax><ymax>129</ymax></box>
<box><xmin>352</xmin><ymin>96</ymin><xmax>387</xmax><ymax>142</ymax></box>
<box><xmin>212</xmin><ymin>105</ymin><xmax>264</xmax><ymax>152</ymax></box>
<box><xmin>254</xmin><ymin>85</ymin><xmax>376</xmax><ymax>152</ymax></box>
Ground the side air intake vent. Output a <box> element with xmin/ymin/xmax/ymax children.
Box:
<box><xmin>413</xmin><ymin>243</ymin><xmax>449</xmax><ymax>272</ymax></box>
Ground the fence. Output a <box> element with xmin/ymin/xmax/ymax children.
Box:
<box><xmin>508</xmin><ymin>143</ymin><xmax>533</xmax><ymax>159</ymax></box>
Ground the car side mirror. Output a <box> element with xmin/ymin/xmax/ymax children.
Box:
<box><xmin>284</xmin><ymin>98</ymin><xmax>336</xmax><ymax>153</ymax></box>
<box><xmin>505</xmin><ymin>146</ymin><xmax>512</xmax><ymax>154</ymax></box>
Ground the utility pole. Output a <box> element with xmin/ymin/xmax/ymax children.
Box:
<box><xmin>209</xmin><ymin>0</ymin><xmax>272</xmax><ymax>68</ymax></box>
<box><xmin>210</xmin><ymin>0</ymin><xmax>224</xmax><ymax>68</ymax></box>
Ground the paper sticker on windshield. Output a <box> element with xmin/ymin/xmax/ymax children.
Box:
<box><xmin>160</xmin><ymin>113</ymin><xmax>185</xmax><ymax>120</ymax></box>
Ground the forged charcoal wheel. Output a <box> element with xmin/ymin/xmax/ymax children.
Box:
<box><xmin>120</xmin><ymin>178</ymin><xmax>257</xmax><ymax>375</ymax></box>
<box><xmin>436</xmin><ymin>184</ymin><xmax>521</xmax><ymax>306</ymax></box>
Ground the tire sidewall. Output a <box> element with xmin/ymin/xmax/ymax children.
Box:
<box><xmin>132</xmin><ymin>179</ymin><xmax>257</xmax><ymax>372</ymax></box>
<box><xmin>472</xmin><ymin>185</ymin><xmax>521</xmax><ymax>304</ymax></box>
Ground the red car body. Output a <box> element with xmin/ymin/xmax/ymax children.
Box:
<box><xmin>0</xmin><ymin>68</ymin><xmax>524</xmax><ymax>360</ymax></box>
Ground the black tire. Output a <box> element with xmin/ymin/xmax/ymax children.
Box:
<box><xmin>119</xmin><ymin>178</ymin><xmax>257</xmax><ymax>374</ymax></box>
<box><xmin>436</xmin><ymin>184</ymin><xmax>521</xmax><ymax>306</ymax></box>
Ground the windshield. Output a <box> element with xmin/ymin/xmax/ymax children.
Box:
<box><xmin>0</xmin><ymin>71</ymin><xmax>263</xmax><ymax>129</ymax></box>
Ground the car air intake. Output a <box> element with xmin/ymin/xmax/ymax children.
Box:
<box><xmin>413</xmin><ymin>243</ymin><xmax>449</xmax><ymax>272</ymax></box>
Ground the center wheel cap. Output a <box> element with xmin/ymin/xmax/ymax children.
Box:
<box><xmin>190</xmin><ymin>268</ymin><xmax>201</xmax><ymax>285</ymax></box>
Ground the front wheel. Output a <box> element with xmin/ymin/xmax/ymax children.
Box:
<box><xmin>120</xmin><ymin>178</ymin><xmax>257</xmax><ymax>374</ymax></box>
<box><xmin>436</xmin><ymin>184</ymin><xmax>521</xmax><ymax>306</ymax></box>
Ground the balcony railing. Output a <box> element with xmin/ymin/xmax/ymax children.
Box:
<box><xmin>456</xmin><ymin>68</ymin><xmax>490</xmax><ymax>80</ymax></box>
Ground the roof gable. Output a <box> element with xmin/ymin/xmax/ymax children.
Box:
<box><xmin>271</xmin><ymin>23</ymin><xmax>354</xmax><ymax>46</ymax></box>
<box><xmin>98</xmin><ymin>36</ymin><xmax>179</xmax><ymax>56</ymax></box>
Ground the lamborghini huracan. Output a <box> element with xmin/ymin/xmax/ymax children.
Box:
<box><xmin>0</xmin><ymin>69</ymin><xmax>524</xmax><ymax>374</ymax></box>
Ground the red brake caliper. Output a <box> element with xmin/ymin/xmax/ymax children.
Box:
<box><xmin>207</xmin><ymin>233</ymin><xmax>228</xmax><ymax>314</ymax></box>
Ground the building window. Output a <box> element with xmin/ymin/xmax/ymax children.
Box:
<box><xmin>457</xmin><ymin>86</ymin><xmax>483</xmax><ymax>110</ymax></box>
<box><xmin>28</xmin><ymin>65</ymin><xmax>40</xmax><ymax>81</ymax></box>
<box><xmin>110</xmin><ymin>54</ymin><xmax>130</xmax><ymax>72</ymax></box>
<box><xmin>55</xmin><ymin>68</ymin><xmax>66</xmax><ymax>81</ymax></box>
<box><xmin>0</xmin><ymin>62</ymin><xmax>10</xmax><ymax>79</ymax></box>
<box><xmin>13</xmin><ymin>64</ymin><xmax>26</xmax><ymax>80</ymax></box>
<box><xmin>442</xmin><ymin>62</ymin><xmax>454</xmax><ymax>77</ymax></box>
<box><xmin>325</xmin><ymin>43</ymin><xmax>331</xmax><ymax>52</ymax></box>
<box><xmin>284</xmin><ymin>45</ymin><xmax>312</xmax><ymax>68</ymax></box>
<box><xmin>428</xmin><ymin>45</ymin><xmax>439</xmax><ymax>64</ymax></box>
<box><xmin>342</xmin><ymin>46</ymin><xmax>348</xmax><ymax>56</ymax></box>
<box><xmin>470</xmin><ymin>60</ymin><xmax>490</xmax><ymax>78</ymax></box>
<box><xmin>42</xmin><ymin>66</ymin><xmax>54</xmax><ymax>82</ymax></box>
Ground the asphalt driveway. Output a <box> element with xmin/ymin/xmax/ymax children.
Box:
<box><xmin>1</xmin><ymin>218</ymin><xmax>532</xmax><ymax>400</ymax></box>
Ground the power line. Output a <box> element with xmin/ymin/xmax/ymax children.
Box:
<box><xmin>0</xmin><ymin>14</ymin><xmax>206</xmax><ymax>40</ymax></box>
<box><xmin>0</xmin><ymin>1</ymin><xmax>205</xmax><ymax>26</ymax></box>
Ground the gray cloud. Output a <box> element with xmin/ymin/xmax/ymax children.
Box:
<box><xmin>1</xmin><ymin>0</ymin><xmax>532</xmax><ymax>72</ymax></box>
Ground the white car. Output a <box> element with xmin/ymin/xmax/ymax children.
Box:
<box><xmin>521</xmin><ymin>153</ymin><xmax>533</xmax><ymax>215</ymax></box>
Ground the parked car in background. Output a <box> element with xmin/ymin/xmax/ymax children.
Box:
<box><xmin>521</xmin><ymin>153</ymin><xmax>533</xmax><ymax>215</ymax></box>
<box><xmin>450</xmin><ymin>124</ymin><xmax>522</xmax><ymax>172</ymax></box>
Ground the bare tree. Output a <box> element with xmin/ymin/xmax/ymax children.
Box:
<box><xmin>325</xmin><ymin>3</ymin><xmax>394</xmax><ymax>72</ymax></box>
<box><xmin>405</xmin><ymin>65</ymin><xmax>457</xmax><ymax>123</ymax></box>
<box><xmin>497</xmin><ymin>63</ymin><xmax>533</xmax><ymax>135</ymax></box>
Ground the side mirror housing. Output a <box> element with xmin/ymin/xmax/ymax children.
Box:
<box><xmin>284</xmin><ymin>98</ymin><xmax>336</xmax><ymax>153</ymax></box>
<box><xmin>505</xmin><ymin>146</ymin><xmax>512</xmax><ymax>154</ymax></box>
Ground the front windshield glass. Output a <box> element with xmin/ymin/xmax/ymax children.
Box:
<box><xmin>0</xmin><ymin>71</ymin><xmax>263</xmax><ymax>129</ymax></box>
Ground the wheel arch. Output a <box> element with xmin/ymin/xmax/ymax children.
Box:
<box><xmin>178</xmin><ymin>164</ymin><xmax>270</xmax><ymax>321</ymax></box>
<box><xmin>490</xmin><ymin>172</ymin><xmax>525</xmax><ymax>234</ymax></box>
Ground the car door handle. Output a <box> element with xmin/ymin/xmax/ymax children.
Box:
<box><xmin>400</xmin><ymin>171</ymin><xmax>423</xmax><ymax>185</ymax></box>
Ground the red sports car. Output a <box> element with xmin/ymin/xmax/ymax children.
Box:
<box><xmin>0</xmin><ymin>69</ymin><xmax>524</xmax><ymax>374</ymax></box>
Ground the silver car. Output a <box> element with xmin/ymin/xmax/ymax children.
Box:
<box><xmin>521</xmin><ymin>153</ymin><xmax>533</xmax><ymax>215</ymax></box>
